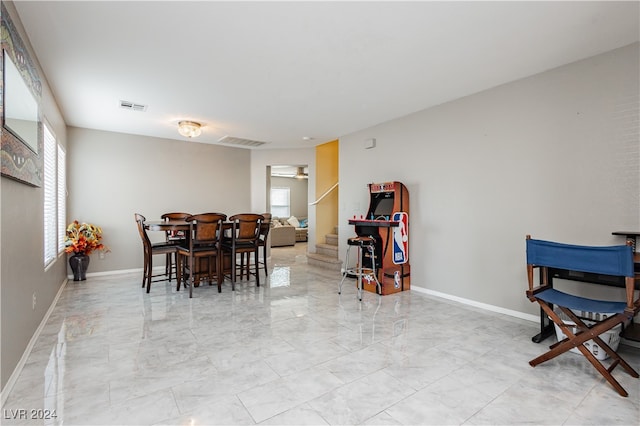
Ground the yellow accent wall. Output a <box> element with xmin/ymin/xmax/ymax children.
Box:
<box><xmin>315</xmin><ymin>140</ymin><xmax>339</xmax><ymax>243</ymax></box>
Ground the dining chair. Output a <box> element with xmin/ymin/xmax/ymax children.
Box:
<box><xmin>134</xmin><ymin>213</ymin><xmax>179</xmax><ymax>293</ymax></box>
<box><xmin>256</xmin><ymin>212</ymin><xmax>272</xmax><ymax>276</ymax></box>
<box><xmin>176</xmin><ymin>213</ymin><xmax>227</xmax><ymax>298</ymax></box>
<box><xmin>221</xmin><ymin>213</ymin><xmax>264</xmax><ymax>290</ymax></box>
<box><xmin>161</xmin><ymin>212</ymin><xmax>190</xmax><ymax>278</ymax></box>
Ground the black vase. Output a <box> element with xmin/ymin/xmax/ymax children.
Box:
<box><xmin>69</xmin><ymin>253</ymin><xmax>90</xmax><ymax>281</ymax></box>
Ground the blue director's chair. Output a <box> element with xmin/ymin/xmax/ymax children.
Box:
<box><xmin>525</xmin><ymin>235</ymin><xmax>639</xmax><ymax>397</ymax></box>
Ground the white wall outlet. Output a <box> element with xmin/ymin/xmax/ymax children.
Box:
<box><xmin>99</xmin><ymin>251</ymin><xmax>105</xmax><ymax>260</ymax></box>
<box><xmin>32</xmin><ymin>293</ymin><xmax>36</xmax><ymax>310</ymax></box>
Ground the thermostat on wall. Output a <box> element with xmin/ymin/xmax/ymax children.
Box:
<box><xmin>364</xmin><ymin>138</ymin><xmax>376</xmax><ymax>149</ymax></box>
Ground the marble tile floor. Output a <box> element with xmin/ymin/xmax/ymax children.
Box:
<box><xmin>3</xmin><ymin>243</ymin><xmax>639</xmax><ymax>425</ymax></box>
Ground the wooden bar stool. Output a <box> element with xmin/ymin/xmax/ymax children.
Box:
<box><xmin>338</xmin><ymin>236</ymin><xmax>381</xmax><ymax>301</ymax></box>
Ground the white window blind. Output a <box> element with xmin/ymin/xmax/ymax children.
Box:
<box><xmin>43</xmin><ymin>124</ymin><xmax>57</xmax><ymax>266</ymax></box>
<box><xmin>57</xmin><ymin>145</ymin><xmax>66</xmax><ymax>253</ymax></box>
<box><xmin>270</xmin><ymin>187</ymin><xmax>290</xmax><ymax>218</ymax></box>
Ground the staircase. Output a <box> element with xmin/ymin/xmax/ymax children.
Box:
<box><xmin>307</xmin><ymin>225</ymin><xmax>342</xmax><ymax>272</ymax></box>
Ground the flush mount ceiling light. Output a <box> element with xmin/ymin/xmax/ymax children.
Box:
<box><xmin>178</xmin><ymin>121</ymin><xmax>202</xmax><ymax>138</ymax></box>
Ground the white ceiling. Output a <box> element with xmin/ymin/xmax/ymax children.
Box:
<box><xmin>13</xmin><ymin>1</ymin><xmax>639</xmax><ymax>150</ymax></box>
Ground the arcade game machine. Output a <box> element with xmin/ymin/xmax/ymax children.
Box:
<box><xmin>348</xmin><ymin>181</ymin><xmax>410</xmax><ymax>295</ymax></box>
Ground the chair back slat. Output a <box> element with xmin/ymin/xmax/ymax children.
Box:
<box><xmin>186</xmin><ymin>213</ymin><xmax>227</xmax><ymax>246</ymax></box>
<box><xmin>526</xmin><ymin>238</ymin><xmax>634</xmax><ymax>278</ymax></box>
<box><xmin>259</xmin><ymin>213</ymin><xmax>272</xmax><ymax>239</ymax></box>
<box><xmin>134</xmin><ymin>213</ymin><xmax>151</xmax><ymax>249</ymax></box>
<box><xmin>223</xmin><ymin>213</ymin><xmax>265</xmax><ymax>288</ymax></box>
<box><xmin>161</xmin><ymin>212</ymin><xmax>190</xmax><ymax>240</ymax></box>
<box><xmin>161</xmin><ymin>212</ymin><xmax>190</xmax><ymax>220</ymax></box>
<box><xmin>229</xmin><ymin>213</ymin><xmax>264</xmax><ymax>241</ymax></box>
<box><xmin>195</xmin><ymin>223</ymin><xmax>219</xmax><ymax>241</ymax></box>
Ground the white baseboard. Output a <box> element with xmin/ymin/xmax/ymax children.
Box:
<box><xmin>67</xmin><ymin>267</ymin><xmax>145</xmax><ymax>280</ymax></box>
<box><xmin>621</xmin><ymin>337</ymin><xmax>640</xmax><ymax>348</ymax></box>
<box><xmin>1</xmin><ymin>278</ymin><xmax>68</xmax><ymax>406</ymax></box>
<box><xmin>411</xmin><ymin>286</ymin><xmax>540</xmax><ymax>323</ymax></box>
<box><xmin>410</xmin><ymin>286</ymin><xmax>640</xmax><ymax>349</ymax></box>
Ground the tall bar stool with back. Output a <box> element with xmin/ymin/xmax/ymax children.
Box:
<box><xmin>161</xmin><ymin>212</ymin><xmax>190</xmax><ymax>279</ymax></box>
<box><xmin>176</xmin><ymin>213</ymin><xmax>227</xmax><ymax>297</ymax></box>
<box><xmin>134</xmin><ymin>213</ymin><xmax>179</xmax><ymax>293</ymax></box>
<box><xmin>221</xmin><ymin>213</ymin><xmax>264</xmax><ymax>289</ymax></box>
<box><xmin>257</xmin><ymin>212</ymin><xmax>272</xmax><ymax>276</ymax></box>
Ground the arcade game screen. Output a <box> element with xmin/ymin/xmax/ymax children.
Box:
<box><xmin>371</xmin><ymin>195</ymin><xmax>394</xmax><ymax>219</ymax></box>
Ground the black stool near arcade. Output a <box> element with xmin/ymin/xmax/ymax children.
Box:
<box><xmin>338</xmin><ymin>236</ymin><xmax>382</xmax><ymax>301</ymax></box>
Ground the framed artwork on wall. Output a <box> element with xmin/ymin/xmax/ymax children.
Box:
<box><xmin>1</xmin><ymin>3</ymin><xmax>43</xmax><ymax>187</ymax></box>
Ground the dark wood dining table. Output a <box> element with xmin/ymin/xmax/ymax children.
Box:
<box><xmin>144</xmin><ymin>218</ymin><xmax>256</xmax><ymax>294</ymax></box>
<box><xmin>145</xmin><ymin>219</ymin><xmax>233</xmax><ymax>234</ymax></box>
<box><xmin>145</xmin><ymin>220</ymin><xmax>190</xmax><ymax>232</ymax></box>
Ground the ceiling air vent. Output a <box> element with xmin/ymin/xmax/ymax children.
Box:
<box><xmin>217</xmin><ymin>135</ymin><xmax>269</xmax><ymax>147</ymax></box>
<box><xmin>119</xmin><ymin>100</ymin><xmax>147</xmax><ymax>112</ymax></box>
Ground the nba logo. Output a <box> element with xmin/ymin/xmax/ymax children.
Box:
<box><xmin>392</xmin><ymin>212</ymin><xmax>408</xmax><ymax>264</ymax></box>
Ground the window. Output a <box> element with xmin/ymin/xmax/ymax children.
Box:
<box><xmin>270</xmin><ymin>187</ymin><xmax>290</xmax><ymax>218</ymax></box>
<box><xmin>43</xmin><ymin>123</ymin><xmax>66</xmax><ymax>267</ymax></box>
<box><xmin>57</xmin><ymin>145</ymin><xmax>66</xmax><ymax>253</ymax></box>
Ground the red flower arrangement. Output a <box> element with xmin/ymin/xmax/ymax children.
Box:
<box><xmin>64</xmin><ymin>221</ymin><xmax>108</xmax><ymax>255</ymax></box>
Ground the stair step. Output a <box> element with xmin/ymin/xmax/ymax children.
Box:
<box><xmin>325</xmin><ymin>233</ymin><xmax>339</xmax><ymax>246</ymax></box>
<box><xmin>316</xmin><ymin>243</ymin><xmax>338</xmax><ymax>257</ymax></box>
<box><xmin>307</xmin><ymin>253</ymin><xmax>343</xmax><ymax>272</ymax></box>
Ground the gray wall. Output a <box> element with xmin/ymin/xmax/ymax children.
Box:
<box><xmin>250</xmin><ymin>148</ymin><xmax>316</xmax><ymax>248</ymax></box>
<box><xmin>67</xmin><ymin>127</ymin><xmax>253</xmax><ymax>274</ymax></box>
<box><xmin>1</xmin><ymin>1</ymin><xmax>68</xmax><ymax>392</ymax></box>
<box><xmin>339</xmin><ymin>43</ymin><xmax>639</xmax><ymax>319</ymax></box>
<box><xmin>270</xmin><ymin>176</ymin><xmax>308</xmax><ymax>219</ymax></box>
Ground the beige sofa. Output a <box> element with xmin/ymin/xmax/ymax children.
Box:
<box><xmin>270</xmin><ymin>216</ymin><xmax>308</xmax><ymax>246</ymax></box>
<box><xmin>270</xmin><ymin>223</ymin><xmax>296</xmax><ymax>247</ymax></box>
<box><xmin>295</xmin><ymin>227</ymin><xmax>308</xmax><ymax>242</ymax></box>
